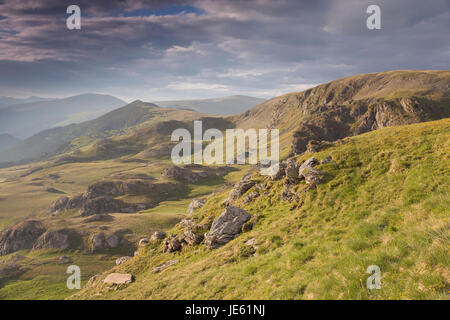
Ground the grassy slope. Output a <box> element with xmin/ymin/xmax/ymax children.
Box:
<box><xmin>74</xmin><ymin>119</ymin><xmax>449</xmax><ymax>300</ymax></box>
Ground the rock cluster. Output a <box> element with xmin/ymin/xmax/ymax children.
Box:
<box><xmin>90</xmin><ymin>232</ymin><xmax>121</xmax><ymax>252</ymax></box>
<box><xmin>32</xmin><ymin>228</ymin><xmax>76</xmax><ymax>250</ymax></box>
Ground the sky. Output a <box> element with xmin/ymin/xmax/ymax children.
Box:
<box><xmin>0</xmin><ymin>0</ymin><xmax>449</xmax><ymax>102</ymax></box>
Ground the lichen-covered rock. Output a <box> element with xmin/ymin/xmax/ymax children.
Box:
<box><xmin>139</xmin><ymin>238</ymin><xmax>149</xmax><ymax>246</ymax></box>
<box><xmin>204</xmin><ymin>206</ymin><xmax>251</xmax><ymax>249</ymax></box>
<box><xmin>0</xmin><ymin>220</ymin><xmax>46</xmax><ymax>256</ymax></box>
<box><xmin>268</xmin><ymin>161</ymin><xmax>286</xmax><ymax>180</ymax></box>
<box><xmin>187</xmin><ymin>198</ymin><xmax>205</xmax><ymax>216</ymax></box>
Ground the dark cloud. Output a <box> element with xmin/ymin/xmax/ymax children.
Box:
<box><xmin>0</xmin><ymin>0</ymin><xmax>448</xmax><ymax>100</ymax></box>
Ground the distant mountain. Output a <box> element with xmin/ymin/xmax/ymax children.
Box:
<box><xmin>0</xmin><ymin>101</ymin><xmax>205</xmax><ymax>165</ymax></box>
<box><xmin>0</xmin><ymin>134</ymin><xmax>20</xmax><ymax>152</ymax></box>
<box><xmin>152</xmin><ymin>95</ymin><xmax>265</xmax><ymax>115</ymax></box>
<box><xmin>0</xmin><ymin>96</ymin><xmax>49</xmax><ymax>109</ymax></box>
<box><xmin>0</xmin><ymin>94</ymin><xmax>126</xmax><ymax>139</ymax></box>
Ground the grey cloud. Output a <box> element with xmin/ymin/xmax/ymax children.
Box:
<box><xmin>0</xmin><ymin>0</ymin><xmax>448</xmax><ymax>100</ymax></box>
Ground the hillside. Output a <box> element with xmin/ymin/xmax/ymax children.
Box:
<box><xmin>233</xmin><ymin>70</ymin><xmax>450</xmax><ymax>157</ymax></box>
<box><xmin>152</xmin><ymin>95</ymin><xmax>265</xmax><ymax>115</ymax></box>
<box><xmin>0</xmin><ymin>70</ymin><xmax>448</xmax><ymax>300</ymax></box>
<box><xmin>0</xmin><ymin>101</ymin><xmax>207</xmax><ymax>165</ymax></box>
<box><xmin>0</xmin><ymin>94</ymin><xmax>126</xmax><ymax>139</ymax></box>
<box><xmin>73</xmin><ymin>119</ymin><xmax>450</xmax><ymax>300</ymax></box>
<box><xmin>0</xmin><ymin>134</ymin><xmax>20</xmax><ymax>152</ymax></box>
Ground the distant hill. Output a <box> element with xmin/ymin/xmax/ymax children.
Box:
<box><xmin>152</xmin><ymin>95</ymin><xmax>265</xmax><ymax>115</ymax></box>
<box><xmin>0</xmin><ymin>94</ymin><xmax>126</xmax><ymax>139</ymax></box>
<box><xmin>0</xmin><ymin>101</ymin><xmax>206</xmax><ymax>165</ymax></box>
<box><xmin>0</xmin><ymin>134</ymin><xmax>20</xmax><ymax>152</ymax></box>
<box><xmin>0</xmin><ymin>96</ymin><xmax>49</xmax><ymax>109</ymax></box>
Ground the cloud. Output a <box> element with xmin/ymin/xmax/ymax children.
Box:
<box><xmin>0</xmin><ymin>0</ymin><xmax>448</xmax><ymax>100</ymax></box>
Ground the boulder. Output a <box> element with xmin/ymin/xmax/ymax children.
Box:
<box><xmin>138</xmin><ymin>238</ymin><xmax>150</xmax><ymax>246</ymax></box>
<box><xmin>115</xmin><ymin>256</ymin><xmax>132</xmax><ymax>266</ymax></box>
<box><xmin>243</xmin><ymin>191</ymin><xmax>259</xmax><ymax>204</ymax></box>
<box><xmin>103</xmin><ymin>273</ymin><xmax>133</xmax><ymax>285</ymax></box>
<box><xmin>150</xmin><ymin>231</ymin><xmax>166</xmax><ymax>241</ymax></box>
<box><xmin>90</xmin><ymin>232</ymin><xmax>121</xmax><ymax>252</ymax></box>
<box><xmin>204</xmin><ymin>206</ymin><xmax>251</xmax><ymax>249</ymax></box>
<box><xmin>0</xmin><ymin>220</ymin><xmax>46</xmax><ymax>256</ymax></box>
<box><xmin>32</xmin><ymin>228</ymin><xmax>75</xmax><ymax>250</ymax></box>
<box><xmin>57</xmin><ymin>255</ymin><xmax>73</xmax><ymax>264</ymax></box>
<box><xmin>285</xmin><ymin>158</ymin><xmax>300</xmax><ymax>182</ymax></box>
<box><xmin>303</xmin><ymin>168</ymin><xmax>324</xmax><ymax>188</ymax></box>
<box><xmin>151</xmin><ymin>260</ymin><xmax>179</xmax><ymax>273</ymax></box>
<box><xmin>228</xmin><ymin>179</ymin><xmax>256</xmax><ymax>202</ymax></box>
<box><xmin>184</xmin><ymin>229</ymin><xmax>203</xmax><ymax>245</ymax></box>
<box><xmin>187</xmin><ymin>198</ymin><xmax>205</xmax><ymax>216</ymax></box>
<box><xmin>298</xmin><ymin>157</ymin><xmax>318</xmax><ymax>179</ymax></box>
<box><xmin>269</xmin><ymin>161</ymin><xmax>286</xmax><ymax>180</ymax></box>
<box><xmin>162</xmin><ymin>236</ymin><xmax>182</xmax><ymax>253</ymax></box>
<box><xmin>49</xmin><ymin>196</ymin><xmax>69</xmax><ymax>214</ymax></box>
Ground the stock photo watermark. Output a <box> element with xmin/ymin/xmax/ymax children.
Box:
<box><xmin>366</xmin><ymin>265</ymin><xmax>381</xmax><ymax>290</ymax></box>
<box><xmin>171</xmin><ymin>121</ymin><xmax>280</xmax><ymax>175</ymax></box>
<box><xmin>66</xmin><ymin>265</ymin><xmax>81</xmax><ymax>290</ymax></box>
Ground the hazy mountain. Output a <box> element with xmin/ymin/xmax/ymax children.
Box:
<box><xmin>0</xmin><ymin>96</ymin><xmax>49</xmax><ymax>109</ymax></box>
<box><xmin>152</xmin><ymin>95</ymin><xmax>265</xmax><ymax>115</ymax></box>
<box><xmin>0</xmin><ymin>133</ymin><xmax>20</xmax><ymax>152</ymax></box>
<box><xmin>0</xmin><ymin>94</ymin><xmax>126</xmax><ymax>139</ymax></box>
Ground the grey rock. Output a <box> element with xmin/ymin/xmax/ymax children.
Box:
<box><xmin>103</xmin><ymin>273</ymin><xmax>133</xmax><ymax>285</ymax></box>
<box><xmin>187</xmin><ymin>198</ymin><xmax>205</xmax><ymax>216</ymax></box>
<box><xmin>204</xmin><ymin>206</ymin><xmax>251</xmax><ymax>249</ymax></box>
<box><xmin>298</xmin><ymin>157</ymin><xmax>318</xmax><ymax>179</ymax></box>
<box><xmin>151</xmin><ymin>260</ymin><xmax>179</xmax><ymax>273</ymax></box>
<box><xmin>150</xmin><ymin>231</ymin><xmax>166</xmax><ymax>241</ymax></box>
<box><xmin>115</xmin><ymin>256</ymin><xmax>132</xmax><ymax>266</ymax></box>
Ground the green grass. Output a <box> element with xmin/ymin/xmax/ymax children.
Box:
<box><xmin>73</xmin><ymin>119</ymin><xmax>450</xmax><ymax>300</ymax></box>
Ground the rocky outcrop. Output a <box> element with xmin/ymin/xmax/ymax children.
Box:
<box><xmin>204</xmin><ymin>206</ymin><xmax>251</xmax><ymax>249</ymax></box>
<box><xmin>32</xmin><ymin>228</ymin><xmax>76</xmax><ymax>250</ymax></box>
<box><xmin>79</xmin><ymin>197</ymin><xmax>125</xmax><ymax>217</ymax></box>
<box><xmin>49</xmin><ymin>179</ymin><xmax>156</xmax><ymax>216</ymax></box>
<box><xmin>90</xmin><ymin>232</ymin><xmax>121</xmax><ymax>252</ymax></box>
<box><xmin>0</xmin><ymin>220</ymin><xmax>46</xmax><ymax>256</ymax></box>
<box><xmin>57</xmin><ymin>255</ymin><xmax>73</xmax><ymax>264</ymax></box>
<box><xmin>187</xmin><ymin>198</ymin><xmax>205</xmax><ymax>216</ymax></box>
